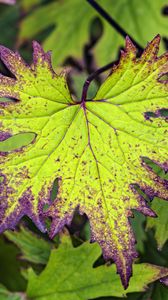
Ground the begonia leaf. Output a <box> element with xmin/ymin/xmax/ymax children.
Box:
<box><xmin>0</xmin><ymin>36</ymin><xmax>167</xmax><ymax>288</ymax></box>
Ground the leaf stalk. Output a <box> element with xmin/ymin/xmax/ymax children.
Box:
<box><xmin>81</xmin><ymin>61</ymin><xmax>114</xmax><ymax>103</ymax></box>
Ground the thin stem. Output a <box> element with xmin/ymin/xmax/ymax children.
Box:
<box><xmin>86</xmin><ymin>0</ymin><xmax>143</xmax><ymax>52</ymax></box>
<box><xmin>81</xmin><ymin>0</ymin><xmax>145</xmax><ymax>103</ymax></box>
<box><xmin>81</xmin><ymin>61</ymin><xmax>114</xmax><ymax>103</ymax></box>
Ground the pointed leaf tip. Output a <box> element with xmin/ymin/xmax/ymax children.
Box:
<box><xmin>32</xmin><ymin>41</ymin><xmax>53</xmax><ymax>70</ymax></box>
<box><xmin>125</xmin><ymin>36</ymin><xmax>137</xmax><ymax>53</ymax></box>
<box><xmin>141</xmin><ymin>35</ymin><xmax>161</xmax><ymax>61</ymax></box>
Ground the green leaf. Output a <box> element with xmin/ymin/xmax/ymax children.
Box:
<box><xmin>94</xmin><ymin>0</ymin><xmax>168</xmax><ymax>65</ymax></box>
<box><xmin>20</xmin><ymin>0</ymin><xmax>42</xmax><ymax>13</ymax></box>
<box><xmin>19</xmin><ymin>0</ymin><xmax>95</xmax><ymax>66</ymax></box>
<box><xmin>152</xmin><ymin>282</ymin><xmax>168</xmax><ymax>300</ymax></box>
<box><xmin>5</xmin><ymin>226</ymin><xmax>52</xmax><ymax>264</ymax></box>
<box><xmin>27</xmin><ymin>238</ymin><xmax>168</xmax><ymax>300</ymax></box>
<box><xmin>142</xmin><ymin>230</ymin><xmax>168</xmax><ymax>267</ymax></box>
<box><xmin>18</xmin><ymin>0</ymin><xmax>168</xmax><ymax>67</ymax></box>
<box><xmin>0</xmin><ymin>36</ymin><xmax>167</xmax><ymax>288</ymax></box>
<box><xmin>0</xmin><ymin>4</ymin><xmax>19</xmax><ymax>47</ymax></box>
<box><xmin>0</xmin><ymin>236</ymin><xmax>26</xmax><ymax>291</ymax></box>
<box><xmin>146</xmin><ymin>198</ymin><xmax>168</xmax><ymax>250</ymax></box>
<box><xmin>131</xmin><ymin>211</ymin><xmax>146</xmax><ymax>253</ymax></box>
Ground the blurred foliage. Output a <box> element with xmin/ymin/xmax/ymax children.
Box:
<box><xmin>147</xmin><ymin>198</ymin><xmax>168</xmax><ymax>250</ymax></box>
<box><xmin>18</xmin><ymin>0</ymin><xmax>168</xmax><ymax>67</ymax></box>
<box><xmin>0</xmin><ymin>236</ymin><xmax>26</xmax><ymax>291</ymax></box>
<box><xmin>5</xmin><ymin>226</ymin><xmax>52</xmax><ymax>265</ymax></box>
<box><xmin>0</xmin><ymin>4</ymin><xmax>19</xmax><ymax>48</ymax></box>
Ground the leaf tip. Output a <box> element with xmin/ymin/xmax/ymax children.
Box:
<box><xmin>125</xmin><ymin>36</ymin><xmax>137</xmax><ymax>54</ymax></box>
<box><xmin>32</xmin><ymin>41</ymin><xmax>53</xmax><ymax>70</ymax></box>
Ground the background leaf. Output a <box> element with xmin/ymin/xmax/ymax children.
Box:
<box><xmin>5</xmin><ymin>226</ymin><xmax>52</xmax><ymax>265</ymax></box>
<box><xmin>27</xmin><ymin>237</ymin><xmax>168</xmax><ymax>300</ymax></box>
<box><xmin>0</xmin><ymin>4</ymin><xmax>19</xmax><ymax>48</ymax></box>
<box><xmin>19</xmin><ymin>0</ymin><xmax>168</xmax><ymax>67</ymax></box>
<box><xmin>94</xmin><ymin>0</ymin><xmax>168</xmax><ymax>65</ymax></box>
<box><xmin>0</xmin><ymin>236</ymin><xmax>26</xmax><ymax>291</ymax></box>
<box><xmin>146</xmin><ymin>198</ymin><xmax>168</xmax><ymax>250</ymax></box>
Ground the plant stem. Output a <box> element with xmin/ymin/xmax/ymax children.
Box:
<box><xmin>81</xmin><ymin>0</ymin><xmax>145</xmax><ymax>103</ymax></box>
<box><xmin>81</xmin><ymin>61</ymin><xmax>114</xmax><ymax>103</ymax></box>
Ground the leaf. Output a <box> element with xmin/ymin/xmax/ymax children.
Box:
<box><xmin>94</xmin><ymin>0</ymin><xmax>168</xmax><ymax>66</ymax></box>
<box><xmin>0</xmin><ymin>36</ymin><xmax>167</xmax><ymax>288</ymax></box>
<box><xmin>151</xmin><ymin>282</ymin><xmax>168</xmax><ymax>300</ymax></box>
<box><xmin>20</xmin><ymin>0</ymin><xmax>42</xmax><ymax>13</ymax></box>
<box><xmin>18</xmin><ymin>0</ymin><xmax>168</xmax><ymax>67</ymax></box>
<box><xmin>5</xmin><ymin>226</ymin><xmax>52</xmax><ymax>264</ymax></box>
<box><xmin>0</xmin><ymin>236</ymin><xmax>26</xmax><ymax>291</ymax></box>
<box><xmin>130</xmin><ymin>211</ymin><xmax>146</xmax><ymax>253</ymax></box>
<box><xmin>18</xmin><ymin>0</ymin><xmax>95</xmax><ymax>66</ymax></box>
<box><xmin>27</xmin><ymin>237</ymin><xmax>168</xmax><ymax>300</ymax></box>
<box><xmin>142</xmin><ymin>230</ymin><xmax>168</xmax><ymax>267</ymax></box>
<box><xmin>0</xmin><ymin>4</ymin><xmax>19</xmax><ymax>47</ymax></box>
<box><xmin>146</xmin><ymin>198</ymin><xmax>168</xmax><ymax>250</ymax></box>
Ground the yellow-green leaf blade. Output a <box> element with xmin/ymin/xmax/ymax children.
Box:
<box><xmin>0</xmin><ymin>37</ymin><xmax>167</xmax><ymax>289</ymax></box>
